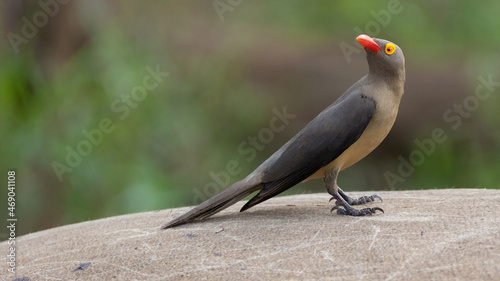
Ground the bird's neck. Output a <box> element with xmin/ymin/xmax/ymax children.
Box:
<box><xmin>368</xmin><ymin>70</ymin><xmax>405</xmax><ymax>97</ymax></box>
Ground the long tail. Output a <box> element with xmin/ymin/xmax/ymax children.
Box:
<box><xmin>162</xmin><ymin>179</ymin><xmax>263</xmax><ymax>229</ymax></box>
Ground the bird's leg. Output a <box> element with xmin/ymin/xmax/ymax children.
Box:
<box><xmin>334</xmin><ymin>187</ymin><xmax>382</xmax><ymax>206</ymax></box>
<box><xmin>324</xmin><ymin>169</ymin><xmax>383</xmax><ymax>216</ymax></box>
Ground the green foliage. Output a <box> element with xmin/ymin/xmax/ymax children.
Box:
<box><xmin>1</xmin><ymin>1</ymin><xmax>499</xmax><ymax>236</ymax></box>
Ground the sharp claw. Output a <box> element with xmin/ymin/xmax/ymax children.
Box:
<box><xmin>331</xmin><ymin>206</ymin><xmax>384</xmax><ymax>216</ymax></box>
<box><xmin>331</xmin><ymin>206</ymin><xmax>349</xmax><ymax>215</ymax></box>
<box><xmin>331</xmin><ymin>206</ymin><xmax>339</xmax><ymax>213</ymax></box>
<box><xmin>372</xmin><ymin>195</ymin><xmax>383</xmax><ymax>202</ymax></box>
<box><xmin>329</xmin><ymin>197</ymin><xmax>335</xmax><ymax>203</ymax></box>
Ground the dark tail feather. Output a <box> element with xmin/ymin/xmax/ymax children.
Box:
<box><xmin>162</xmin><ymin>180</ymin><xmax>262</xmax><ymax>229</ymax></box>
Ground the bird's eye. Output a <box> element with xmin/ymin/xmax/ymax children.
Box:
<box><xmin>385</xmin><ymin>43</ymin><xmax>396</xmax><ymax>55</ymax></box>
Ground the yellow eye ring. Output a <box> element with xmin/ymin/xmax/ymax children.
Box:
<box><xmin>385</xmin><ymin>43</ymin><xmax>396</xmax><ymax>55</ymax></box>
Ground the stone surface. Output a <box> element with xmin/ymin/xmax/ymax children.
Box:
<box><xmin>2</xmin><ymin>189</ymin><xmax>500</xmax><ymax>280</ymax></box>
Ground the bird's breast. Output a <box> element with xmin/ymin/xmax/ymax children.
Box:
<box><xmin>306</xmin><ymin>89</ymin><xmax>401</xmax><ymax>181</ymax></box>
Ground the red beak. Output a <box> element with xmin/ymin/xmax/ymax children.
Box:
<box><xmin>356</xmin><ymin>34</ymin><xmax>381</xmax><ymax>53</ymax></box>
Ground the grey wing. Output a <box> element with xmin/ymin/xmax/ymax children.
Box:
<box><xmin>241</xmin><ymin>93</ymin><xmax>375</xmax><ymax>211</ymax></box>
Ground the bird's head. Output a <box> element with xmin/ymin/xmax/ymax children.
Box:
<box><xmin>356</xmin><ymin>34</ymin><xmax>405</xmax><ymax>81</ymax></box>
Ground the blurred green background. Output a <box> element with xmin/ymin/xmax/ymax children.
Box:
<box><xmin>1</xmin><ymin>1</ymin><xmax>500</xmax><ymax>237</ymax></box>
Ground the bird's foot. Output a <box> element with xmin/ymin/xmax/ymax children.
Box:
<box><xmin>329</xmin><ymin>189</ymin><xmax>384</xmax><ymax>216</ymax></box>
<box><xmin>331</xmin><ymin>205</ymin><xmax>384</xmax><ymax>216</ymax></box>
<box><xmin>329</xmin><ymin>194</ymin><xmax>382</xmax><ymax>206</ymax></box>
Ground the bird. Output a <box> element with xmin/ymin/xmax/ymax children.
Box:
<box><xmin>163</xmin><ymin>34</ymin><xmax>405</xmax><ymax>229</ymax></box>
